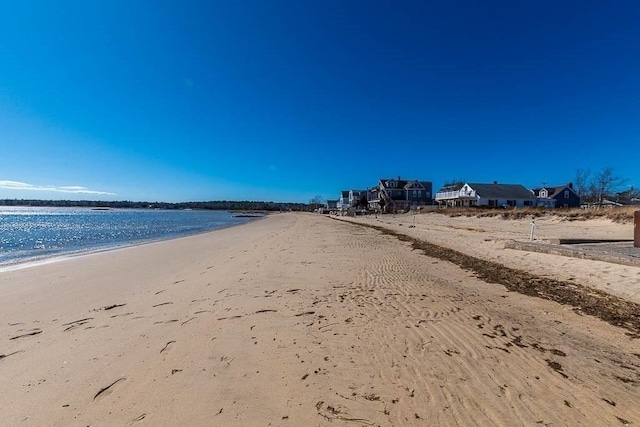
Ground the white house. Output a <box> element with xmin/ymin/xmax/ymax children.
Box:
<box><xmin>336</xmin><ymin>191</ymin><xmax>350</xmax><ymax>211</ymax></box>
<box><xmin>435</xmin><ymin>182</ymin><xmax>535</xmax><ymax>208</ymax></box>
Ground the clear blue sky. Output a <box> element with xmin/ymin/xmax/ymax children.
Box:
<box><xmin>1</xmin><ymin>1</ymin><xmax>639</xmax><ymax>202</ymax></box>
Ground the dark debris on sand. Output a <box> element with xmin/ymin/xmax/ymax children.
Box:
<box><xmin>344</xmin><ymin>219</ymin><xmax>640</xmax><ymax>336</ymax></box>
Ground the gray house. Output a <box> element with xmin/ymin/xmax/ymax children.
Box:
<box><xmin>435</xmin><ymin>182</ymin><xmax>535</xmax><ymax>208</ymax></box>
<box><xmin>368</xmin><ymin>177</ymin><xmax>433</xmax><ymax>212</ymax></box>
<box><xmin>325</xmin><ymin>199</ymin><xmax>338</xmax><ymax>210</ymax></box>
<box><xmin>532</xmin><ymin>183</ymin><xmax>581</xmax><ymax>208</ymax></box>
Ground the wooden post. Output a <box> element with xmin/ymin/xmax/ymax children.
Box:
<box><xmin>530</xmin><ymin>219</ymin><xmax>536</xmax><ymax>241</ymax></box>
<box><xmin>635</xmin><ymin>211</ymin><xmax>640</xmax><ymax>248</ymax></box>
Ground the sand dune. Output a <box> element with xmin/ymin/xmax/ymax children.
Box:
<box><xmin>1</xmin><ymin>213</ymin><xmax>638</xmax><ymax>425</ymax></box>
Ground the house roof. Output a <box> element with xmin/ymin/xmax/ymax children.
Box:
<box><xmin>380</xmin><ymin>178</ymin><xmax>431</xmax><ymax>190</ymax></box>
<box><xmin>467</xmin><ymin>183</ymin><xmax>534</xmax><ymax>199</ymax></box>
<box><xmin>532</xmin><ymin>187</ymin><xmax>554</xmax><ymax>197</ymax></box>
<box><xmin>340</xmin><ymin>190</ymin><xmax>349</xmax><ymax>198</ymax></box>
<box><xmin>532</xmin><ymin>185</ymin><xmax>576</xmax><ymax>198</ymax></box>
<box><xmin>437</xmin><ymin>182</ymin><xmax>464</xmax><ymax>192</ymax></box>
<box><xmin>410</xmin><ymin>181</ymin><xmax>432</xmax><ymax>190</ymax></box>
<box><xmin>380</xmin><ymin>178</ymin><xmax>409</xmax><ymax>188</ymax></box>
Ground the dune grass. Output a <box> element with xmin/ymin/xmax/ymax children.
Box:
<box><xmin>423</xmin><ymin>206</ymin><xmax>638</xmax><ymax>223</ymax></box>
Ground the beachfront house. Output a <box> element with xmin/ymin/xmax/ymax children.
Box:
<box><xmin>614</xmin><ymin>188</ymin><xmax>640</xmax><ymax>206</ymax></box>
<box><xmin>337</xmin><ymin>191</ymin><xmax>350</xmax><ymax>211</ymax></box>
<box><xmin>325</xmin><ymin>199</ymin><xmax>338</xmax><ymax>210</ymax></box>
<box><xmin>531</xmin><ymin>183</ymin><xmax>581</xmax><ymax>208</ymax></box>
<box><xmin>348</xmin><ymin>190</ymin><xmax>368</xmax><ymax>209</ymax></box>
<box><xmin>368</xmin><ymin>177</ymin><xmax>433</xmax><ymax>213</ymax></box>
<box><xmin>582</xmin><ymin>198</ymin><xmax>624</xmax><ymax>208</ymax></box>
<box><xmin>435</xmin><ymin>182</ymin><xmax>535</xmax><ymax>208</ymax></box>
<box><xmin>368</xmin><ymin>186</ymin><xmax>381</xmax><ymax>211</ymax></box>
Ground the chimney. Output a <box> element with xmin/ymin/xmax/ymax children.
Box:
<box><xmin>493</xmin><ymin>180</ymin><xmax>498</xmax><ymax>185</ymax></box>
<box><xmin>568</xmin><ymin>182</ymin><xmax>573</xmax><ymax>189</ymax></box>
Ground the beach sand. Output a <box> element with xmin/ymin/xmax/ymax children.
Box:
<box><xmin>347</xmin><ymin>211</ymin><xmax>640</xmax><ymax>304</ymax></box>
<box><xmin>1</xmin><ymin>212</ymin><xmax>639</xmax><ymax>425</ymax></box>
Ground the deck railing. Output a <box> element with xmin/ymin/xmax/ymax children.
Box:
<box><xmin>435</xmin><ymin>190</ymin><xmax>476</xmax><ymax>200</ymax></box>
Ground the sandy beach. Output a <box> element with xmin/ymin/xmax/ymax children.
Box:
<box><xmin>347</xmin><ymin>211</ymin><xmax>640</xmax><ymax>304</ymax></box>
<box><xmin>1</xmin><ymin>212</ymin><xmax>639</xmax><ymax>426</ymax></box>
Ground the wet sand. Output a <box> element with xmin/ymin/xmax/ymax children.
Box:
<box><xmin>1</xmin><ymin>212</ymin><xmax>639</xmax><ymax>425</ymax></box>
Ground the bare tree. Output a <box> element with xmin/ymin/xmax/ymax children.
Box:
<box><xmin>573</xmin><ymin>168</ymin><xmax>590</xmax><ymax>197</ymax></box>
<box><xmin>309</xmin><ymin>195</ymin><xmax>324</xmax><ymax>211</ymax></box>
<box><xmin>356</xmin><ymin>194</ymin><xmax>368</xmax><ymax>209</ymax></box>
<box><xmin>378</xmin><ymin>197</ymin><xmax>386</xmax><ymax>212</ymax></box>
<box><xmin>593</xmin><ymin>167</ymin><xmax>626</xmax><ymax>207</ymax></box>
<box><xmin>583</xmin><ymin>182</ymin><xmax>599</xmax><ymax>204</ymax></box>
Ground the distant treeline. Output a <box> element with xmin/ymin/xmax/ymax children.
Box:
<box><xmin>0</xmin><ymin>199</ymin><xmax>310</xmax><ymax>211</ymax></box>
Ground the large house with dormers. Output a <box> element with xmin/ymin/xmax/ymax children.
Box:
<box><xmin>368</xmin><ymin>177</ymin><xmax>433</xmax><ymax>212</ymax></box>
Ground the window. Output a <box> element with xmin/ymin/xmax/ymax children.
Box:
<box><xmin>564</xmin><ymin>190</ymin><xmax>570</xmax><ymax>199</ymax></box>
<box><xmin>413</xmin><ymin>190</ymin><xmax>418</xmax><ymax>197</ymax></box>
<box><xmin>524</xmin><ymin>200</ymin><xmax>532</xmax><ymax>206</ymax></box>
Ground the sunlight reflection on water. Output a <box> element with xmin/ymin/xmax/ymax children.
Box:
<box><xmin>0</xmin><ymin>207</ymin><xmax>258</xmax><ymax>266</ymax></box>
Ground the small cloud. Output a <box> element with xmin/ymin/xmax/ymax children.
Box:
<box><xmin>58</xmin><ymin>186</ymin><xmax>88</xmax><ymax>191</ymax></box>
<box><xmin>0</xmin><ymin>180</ymin><xmax>34</xmax><ymax>190</ymax></box>
<box><xmin>0</xmin><ymin>180</ymin><xmax>116</xmax><ymax>196</ymax></box>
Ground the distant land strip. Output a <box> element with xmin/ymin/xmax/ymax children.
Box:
<box><xmin>0</xmin><ymin>199</ymin><xmax>309</xmax><ymax>211</ymax></box>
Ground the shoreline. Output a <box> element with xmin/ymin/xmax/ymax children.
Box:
<box><xmin>0</xmin><ymin>213</ymin><xmax>267</xmax><ymax>273</ymax></box>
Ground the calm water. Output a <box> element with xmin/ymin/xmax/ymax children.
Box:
<box><xmin>0</xmin><ymin>207</ymin><xmax>261</xmax><ymax>267</ymax></box>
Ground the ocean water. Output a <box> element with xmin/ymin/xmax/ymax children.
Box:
<box><xmin>0</xmin><ymin>207</ymin><xmax>261</xmax><ymax>267</ymax></box>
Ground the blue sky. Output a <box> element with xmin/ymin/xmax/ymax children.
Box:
<box><xmin>1</xmin><ymin>1</ymin><xmax>639</xmax><ymax>202</ymax></box>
